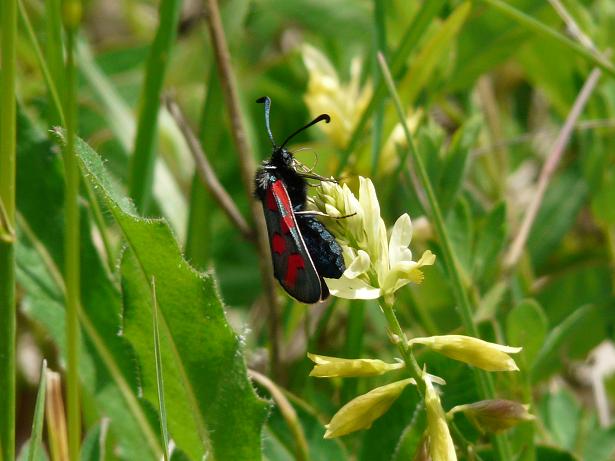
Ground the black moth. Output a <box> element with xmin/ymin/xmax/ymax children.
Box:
<box><xmin>254</xmin><ymin>96</ymin><xmax>345</xmax><ymax>304</ymax></box>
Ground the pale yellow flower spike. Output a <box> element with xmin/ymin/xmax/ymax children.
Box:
<box><xmin>408</xmin><ymin>335</ymin><xmax>522</xmax><ymax>372</ymax></box>
<box><xmin>424</xmin><ymin>372</ymin><xmax>457</xmax><ymax>461</ymax></box>
<box><xmin>309</xmin><ymin>176</ymin><xmax>436</xmax><ymax>302</ymax></box>
<box><xmin>323</xmin><ymin>378</ymin><xmax>415</xmax><ymax>439</ymax></box>
<box><xmin>302</xmin><ymin>44</ymin><xmax>372</xmax><ymax>149</ymax></box>
<box><xmin>307</xmin><ymin>353</ymin><xmax>404</xmax><ymax>378</ymax></box>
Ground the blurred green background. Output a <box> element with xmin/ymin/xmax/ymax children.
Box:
<box><xmin>7</xmin><ymin>0</ymin><xmax>615</xmax><ymax>459</ymax></box>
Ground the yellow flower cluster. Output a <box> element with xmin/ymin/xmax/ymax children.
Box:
<box><xmin>302</xmin><ymin>44</ymin><xmax>372</xmax><ymax>149</ymax></box>
<box><xmin>309</xmin><ymin>176</ymin><xmax>435</xmax><ymax>303</ymax></box>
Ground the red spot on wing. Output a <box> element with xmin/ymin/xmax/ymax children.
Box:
<box><xmin>272</xmin><ymin>233</ymin><xmax>286</xmax><ymax>255</ymax></box>
<box><xmin>285</xmin><ymin>253</ymin><xmax>305</xmax><ymax>288</ymax></box>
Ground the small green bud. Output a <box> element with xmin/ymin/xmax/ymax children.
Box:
<box><xmin>448</xmin><ymin>400</ymin><xmax>534</xmax><ymax>433</ymax></box>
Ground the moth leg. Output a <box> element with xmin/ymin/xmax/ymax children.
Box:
<box><xmin>294</xmin><ymin>210</ymin><xmax>357</xmax><ymax>220</ymax></box>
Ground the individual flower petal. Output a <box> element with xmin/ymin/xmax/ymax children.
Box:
<box><xmin>448</xmin><ymin>400</ymin><xmax>534</xmax><ymax>433</ymax></box>
<box><xmin>381</xmin><ymin>250</ymin><xmax>436</xmax><ymax>297</ymax></box>
<box><xmin>324</xmin><ymin>378</ymin><xmax>415</xmax><ymax>438</ymax></box>
<box><xmin>424</xmin><ymin>373</ymin><xmax>457</xmax><ymax>461</ymax></box>
<box><xmin>389</xmin><ymin>213</ymin><xmax>413</xmax><ymax>267</ymax></box>
<box><xmin>325</xmin><ymin>276</ymin><xmax>381</xmax><ymax>300</ymax></box>
<box><xmin>344</xmin><ymin>250</ymin><xmax>371</xmax><ymax>279</ymax></box>
<box><xmin>307</xmin><ymin>353</ymin><xmax>404</xmax><ymax>378</ymax></box>
<box><xmin>359</xmin><ymin>177</ymin><xmax>382</xmax><ymax>258</ymax></box>
<box><xmin>408</xmin><ymin>335</ymin><xmax>522</xmax><ymax>372</ymax></box>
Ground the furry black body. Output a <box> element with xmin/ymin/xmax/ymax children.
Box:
<box><xmin>254</xmin><ymin>97</ymin><xmax>345</xmax><ymax>303</ymax></box>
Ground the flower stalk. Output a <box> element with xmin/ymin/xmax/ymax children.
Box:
<box><xmin>378</xmin><ymin>51</ymin><xmax>513</xmax><ymax>461</ymax></box>
<box><xmin>62</xmin><ymin>0</ymin><xmax>82</xmax><ymax>457</ymax></box>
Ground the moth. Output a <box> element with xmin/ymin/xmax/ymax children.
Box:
<box><xmin>254</xmin><ymin>96</ymin><xmax>345</xmax><ymax>304</ymax></box>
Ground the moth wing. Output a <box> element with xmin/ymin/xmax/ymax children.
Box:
<box><xmin>261</xmin><ymin>179</ymin><xmax>323</xmax><ymax>304</ymax></box>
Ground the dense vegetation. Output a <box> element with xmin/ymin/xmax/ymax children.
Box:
<box><xmin>1</xmin><ymin>0</ymin><xmax>614</xmax><ymax>460</ymax></box>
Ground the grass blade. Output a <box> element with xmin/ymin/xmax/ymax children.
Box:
<box><xmin>129</xmin><ymin>0</ymin><xmax>182</xmax><ymax>213</ymax></box>
<box><xmin>480</xmin><ymin>0</ymin><xmax>615</xmax><ymax>78</ymax></box>
<box><xmin>378</xmin><ymin>48</ymin><xmax>513</xmax><ymax>461</ymax></box>
<box><xmin>0</xmin><ymin>0</ymin><xmax>18</xmax><ymax>457</ymax></box>
<box><xmin>27</xmin><ymin>360</ymin><xmax>48</xmax><ymax>461</ymax></box>
<box><xmin>151</xmin><ymin>277</ymin><xmax>170</xmax><ymax>461</ymax></box>
<box><xmin>62</xmin><ymin>0</ymin><xmax>83</xmax><ymax>456</ymax></box>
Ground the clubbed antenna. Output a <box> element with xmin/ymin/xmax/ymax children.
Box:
<box><xmin>280</xmin><ymin>114</ymin><xmax>331</xmax><ymax>149</ymax></box>
<box><xmin>256</xmin><ymin>96</ymin><xmax>276</xmax><ymax>147</ymax></box>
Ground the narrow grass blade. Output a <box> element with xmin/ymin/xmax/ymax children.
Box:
<box><xmin>26</xmin><ymin>360</ymin><xmax>48</xmax><ymax>461</ymax></box>
<box><xmin>480</xmin><ymin>0</ymin><xmax>615</xmax><ymax>78</ymax></box>
<box><xmin>378</xmin><ymin>51</ymin><xmax>513</xmax><ymax>461</ymax></box>
<box><xmin>151</xmin><ymin>277</ymin><xmax>170</xmax><ymax>461</ymax></box>
<box><xmin>129</xmin><ymin>0</ymin><xmax>182</xmax><ymax>212</ymax></box>
<box><xmin>62</xmin><ymin>0</ymin><xmax>83</xmax><ymax>455</ymax></box>
<box><xmin>0</xmin><ymin>0</ymin><xmax>18</xmax><ymax>458</ymax></box>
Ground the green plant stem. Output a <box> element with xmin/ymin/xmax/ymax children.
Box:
<box><xmin>369</xmin><ymin>0</ymin><xmax>387</xmax><ymax>176</ymax></box>
<box><xmin>18</xmin><ymin>0</ymin><xmax>65</xmax><ymax>126</ymax></box>
<box><xmin>378</xmin><ymin>53</ymin><xmax>512</xmax><ymax>461</ymax></box>
<box><xmin>204</xmin><ymin>0</ymin><xmax>282</xmax><ymax>378</ymax></box>
<box><xmin>380</xmin><ymin>302</ymin><xmax>425</xmax><ymax>396</ymax></box>
<box><xmin>63</xmin><ymin>0</ymin><xmax>82</xmax><ymax>457</ymax></box>
<box><xmin>129</xmin><ymin>0</ymin><xmax>182</xmax><ymax>213</ymax></box>
<box><xmin>0</xmin><ymin>0</ymin><xmax>17</xmax><ymax>458</ymax></box>
<box><xmin>480</xmin><ymin>0</ymin><xmax>615</xmax><ymax>78</ymax></box>
<box><xmin>46</xmin><ymin>0</ymin><xmax>64</xmax><ymax>125</ymax></box>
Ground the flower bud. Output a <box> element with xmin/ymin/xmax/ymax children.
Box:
<box><xmin>324</xmin><ymin>378</ymin><xmax>415</xmax><ymax>438</ymax></box>
<box><xmin>448</xmin><ymin>400</ymin><xmax>534</xmax><ymax>433</ymax></box>
<box><xmin>408</xmin><ymin>335</ymin><xmax>521</xmax><ymax>372</ymax></box>
<box><xmin>307</xmin><ymin>353</ymin><xmax>404</xmax><ymax>378</ymax></box>
<box><xmin>424</xmin><ymin>373</ymin><xmax>457</xmax><ymax>461</ymax></box>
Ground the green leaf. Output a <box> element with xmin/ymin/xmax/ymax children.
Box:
<box><xmin>541</xmin><ymin>389</ymin><xmax>580</xmax><ymax>451</ymax></box>
<box><xmin>473</xmin><ymin>202</ymin><xmax>507</xmax><ymax>283</ymax></box>
<box><xmin>359</xmin><ymin>385</ymin><xmax>420</xmax><ymax>461</ymax></box>
<box><xmin>121</xmin><ymin>251</ymin><xmax>203</xmax><ymax>459</ymax></box>
<box><xmin>506</xmin><ymin>299</ymin><xmax>548</xmax><ymax>370</ymax></box>
<box><xmin>391</xmin><ymin>406</ymin><xmax>427</xmax><ymax>461</ymax></box>
<box><xmin>583</xmin><ymin>423</ymin><xmax>615</xmax><ymax>461</ymax></box>
<box><xmin>536</xmin><ymin>445</ymin><xmax>579</xmax><ymax>461</ymax></box>
<box><xmin>438</xmin><ymin>115</ymin><xmax>482</xmax><ymax>213</ymax></box>
<box><xmin>15</xmin><ymin>110</ymin><xmax>161</xmax><ymax>460</ymax></box>
<box><xmin>475</xmin><ymin>281</ymin><xmax>507</xmax><ymax>323</ymax></box>
<box><xmin>69</xmin><ymin>132</ymin><xmax>269</xmax><ymax>460</ymax></box>
<box><xmin>264</xmin><ymin>392</ymin><xmax>347</xmax><ymax>461</ymax></box>
<box><xmin>399</xmin><ymin>1</ymin><xmax>472</xmax><ymax>106</ymax></box>
<box><xmin>591</xmin><ymin>169</ymin><xmax>615</xmax><ymax>224</ymax></box>
<box><xmin>80</xmin><ymin>421</ymin><xmax>108</xmax><ymax>461</ymax></box>
<box><xmin>531</xmin><ymin>305</ymin><xmax>595</xmax><ymax>383</ymax></box>
<box><xmin>26</xmin><ymin>360</ymin><xmax>47</xmax><ymax>461</ymax></box>
<box><xmin>17</xmin><ymin>441</ymin><xmax>47</xmax><ymax>461</ymax></box>
<box><xmin>528</xmin><ymin>172</ymin><xmax>588</xmax><ymax>268</ymax></box>
<box><xmin>446</xmin><ymin>197</ymin><xmax>474</xmax><ymax>277</ymax></box>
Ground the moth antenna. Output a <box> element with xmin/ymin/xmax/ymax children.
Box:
<box><xmin>256</xmin><ymin>96</ymin><xmax>276</xmax><ymax>147</ymax></box>
<box><xmin>280</xmin><ymin>114</ymin><xmax>331</xmax><ymax>149</ymax></box>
